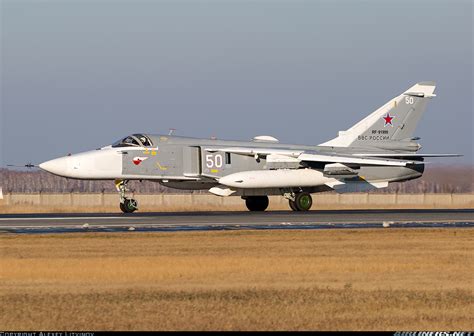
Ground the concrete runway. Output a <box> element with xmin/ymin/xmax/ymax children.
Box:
<box><xmin>0</xmin><ymin>209</ymin><xmax>473</xmax><ymax>234</ymax></box>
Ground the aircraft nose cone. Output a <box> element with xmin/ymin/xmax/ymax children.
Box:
<box><xmin>39</xmin><ymin>157</ymin><xmax>69</xmax><ymax>176</ymax></box>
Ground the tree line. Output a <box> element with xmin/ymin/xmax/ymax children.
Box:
<box><xmin>0</xmin><ymin>166</ymin><xmax>472</xmax><ymax>193</ymax></box>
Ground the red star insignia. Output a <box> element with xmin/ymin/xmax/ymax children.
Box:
<box><xmin>382</xmin><ymin>112</ymin><xmax>394</xmax><ymax>127</ymax></box>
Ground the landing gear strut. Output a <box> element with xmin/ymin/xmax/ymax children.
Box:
<box><xmin>284</xmin><ymin>190</ymin><xmax>313</xmax><ymax>211</ymax></box>
<box><xmin>115</xmin><ymin>179</ymin><xmax>138</xmax><ymax>213</ymax></box>
<box><xmin>244</xmin><ymin>196</ymin><xmax>269</xmax><ymax>211</ymax></box>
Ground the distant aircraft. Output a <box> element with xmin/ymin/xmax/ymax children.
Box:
<box><xmin>39</xmin><ymin>82</ymin><xmax>460</xmax><ymax>213</ymax></box>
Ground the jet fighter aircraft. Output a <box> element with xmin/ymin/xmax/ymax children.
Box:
<box><xmin>39</xmin><ymin>82</ymin><xmax>460</xmax><ymax>212</ymax></box>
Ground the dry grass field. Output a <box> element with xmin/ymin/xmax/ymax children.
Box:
<box><xmin>0</xmin><ymin>229</ymin><xmax>473</xmax><ymax>330</ymax></box>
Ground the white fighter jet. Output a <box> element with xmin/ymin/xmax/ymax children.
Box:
<box><xmin>39</xmin><ymin>82</ymin><xmax>460</xmax><ymax>212</ymax></box>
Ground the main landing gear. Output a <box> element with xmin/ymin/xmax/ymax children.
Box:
<box><xmin>243</xmin><ymin>192</ymin><xmax>313</xmax><ymax>212</ymax></box>
<box><xmin>115</xmin><ymin>180</ymin><xmax>138</xmax><ymax>213</ymax></box>
<box><xmin>243</xmin><ymin>196</ymin><xmax>269</xmax><ymax>211</ymax></box>
<box><xmin>285</xmin><ymin>191</ymin><xmax>313</xmax><ymax>211</ymax></box>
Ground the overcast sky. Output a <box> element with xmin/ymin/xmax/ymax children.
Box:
<box><xmin>1</xmin><ymin>0</ymin><xmax>472</xmax><ymax>167</ymax></box>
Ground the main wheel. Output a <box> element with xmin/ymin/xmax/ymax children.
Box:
<box><xmin>120</xmin><ymin>198</ymin><xmax>138</xmax><ymax>213</ymax></box>
<box><xmin>294</xmin><ymin>193</ymin><xmax>312</xmax><ymax>211</ymax></box>
<box><xmin>245</xmin><ymin>196</ymin><xmax>269</xmax><ymax>211</ymax></box>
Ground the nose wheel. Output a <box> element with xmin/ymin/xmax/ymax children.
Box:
<box><xmin>115</xmin><ymin>180</ymin><xmax>139</xmax><ymax>213</ymax></box>
<box><xmin>120</xmin><ymin>198</ymin><xmax>138</xmax><ymax>213</ymax></box>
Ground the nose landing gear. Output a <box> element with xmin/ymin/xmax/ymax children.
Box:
<box><xmin>115</xmin><ymin>179</ymin><xmax>138</xmax><ymax>213</ymax></box>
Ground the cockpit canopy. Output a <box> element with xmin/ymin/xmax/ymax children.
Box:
<box><xmin>112</xmin><ymin>134</ymin><xmax>153</xmax><ymax>148</ymax></box>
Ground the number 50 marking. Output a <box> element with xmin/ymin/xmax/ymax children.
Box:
<box><xmin>405</xmin><ymin>96</ymin><xmax>414</xmax><ymax>105</ymax></box>
<box><xmin>206</xmin><ymin>154</ymin><xmax>223</xmax><ymax>168</ymax></box>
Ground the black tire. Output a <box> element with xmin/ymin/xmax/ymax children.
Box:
<box><xmin>289</xmin><ymin>199</ymin><xmax>298</xmax><ymax>211</ymax></box>
<box><xmin>295</xmin><ymin>193</ymin><xmax>312</xmax><ymax>211</ymax></box>
<box><xmin>121</xmin><ymin>198</ymin><xmax>138</xmax><ymax>213</ymax></box>
<box><xmin>245</xmin><ymin>196</ymin><xmax>269</xmax><ymax>211</ymax></box>
<box><xmin>120</xmin><ymin>202</ymin><xmax>127</xmax><ymax>213</ymax></box>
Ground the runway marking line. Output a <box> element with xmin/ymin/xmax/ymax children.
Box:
<box><xmin>1</xmin><ymin>221</ymin><xmax>473</xmax><ymax>230</ymax></box>
<box><xmin>0</xmin><ymin>216</ymin><xmax>127</xmax><ymax>221</ymax></box>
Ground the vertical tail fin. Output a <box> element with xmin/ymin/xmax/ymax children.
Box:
<box><xmin>320</xmin><ymin>82</ymin><xmax>436</xmax><ymax>149</ymax></box>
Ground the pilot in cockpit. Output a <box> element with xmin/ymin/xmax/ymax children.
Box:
<box><xmin>139</xmin><ymin>135</ymin><xmax>151</xmax><ymax>147</ymax></box>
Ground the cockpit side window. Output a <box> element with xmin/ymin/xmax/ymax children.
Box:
<box><xmin>112</xmin><ymin>136</ymin><xmax>140</xmax><ymax>148</ymax></box>
<box><xmin>123</xmin><ymin>136</ymin><xmax>140</xmax><ymax>146</ymax></box>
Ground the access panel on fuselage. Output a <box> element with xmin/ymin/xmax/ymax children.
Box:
<box><xmin>201</xmin><ymin>149</ymin><xmax>265</xmax><ymax>178</ymax></box>
<box><xmin>183</xmin><ymin>146</ymin><xmax>201</xmax><ymax>177</ymax></box>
